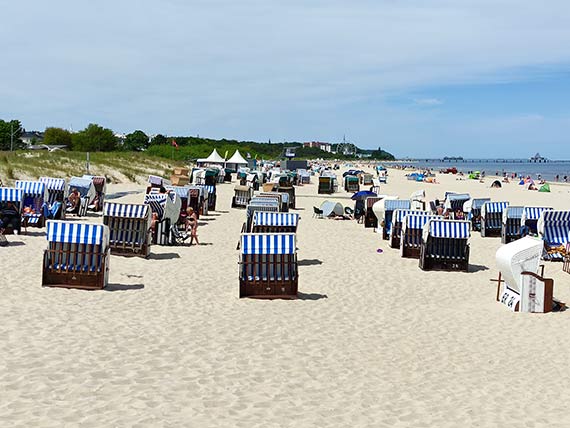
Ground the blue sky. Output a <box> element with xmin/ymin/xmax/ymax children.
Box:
<box><xmin>1</xmin><ymin>0</ymin><xmax>570</xmax><ymax>158</ymax></box>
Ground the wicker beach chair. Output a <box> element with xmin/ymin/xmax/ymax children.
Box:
<box><xmin>67</xmin><ymin>177</ymin><xmax>96</xmax><ymax>217</ymax></box>
<box><xmin>344</xmin><ymin>175</ymin><xmax>360</xmax><ymax>192</ymax></box>
<box><xmin>481</xmin><ymin>201</ymin><xmax>509</xmax><ymax>237</ymax></box>
<box><xmin>419</xmin><ymin>219</ymin><xmax>471</xmax><ymax>272</ymax></box>
<box><xmin>380</xmin><ymin>199</ymin><xmax>412</xmax><ymax>240</ymax></box>
<box><xmin>277</xmin><ymin>186</ymin><xmax>295</xmax><ymax>209</ymax></box>
<box><xmin>83</xmin><ymin>175</ymin><xmax>107</xmax><ymax>212</ymax></box>
<box><xmin>103</xmin><ymin>202</ymin><xmax>152</xmax><ymax>257</ymax></box>
<box><xmin>42</xmin><ymin>220</ymin><xmax>110</xmax><ymax>290</ymax></box>
<box><xmin>501</xmin><ymin>206</ymin><xmax>524</xmax><ymax>244</ymax></box>
<box><xmin>0</xmin><ymin>188</ymin><xmax>23</xmax><ymax>235</ymax></box>
<box><xmin>521</xmin><ymin>206</ymin><xmax>553</xmax><ymax>236</ymax></box>
<box><xmin>144</xmin><ymin>192</ymin><xmax>181</xmax><ymax>245</ymax></box>
<box><xmin>538</xmin><ymin>210</ymin><xmax>570</xmax><ymax>261</ymax></box>
<box><xmin>245</xmin><ymin>200</ymin><xmax>280</xmax><ymax>232</ymax></box>
<box><xmin>15</xmin><ymin>180</ymin><xmax>47</xmax><ymax>229</ymax></box>
<box><xmin>401</xmin><ymin>214</ymin><xmax>441</xmax><ymax>258</ymax></box>
<box><xmin>39</xmin><ymin>177</ymin><xmax>66</xmax><ymax>219</ymax></box>
<box><xmin>390</xmin><ymin>208</ymin><xmax>422</xmax><ymax>248</ymax></box>
<box><xmin>444</xmin><ymin>193</ymin><xmax>470</xmax><ymax>217</ymax></box>
<box><xmin>232</xmin><ymin>185</ymin><xmax>253</xmax><ymax>208</ymax></box>
<box><xmin>239</xmin><ymin>233</ymin><xmax>298</xmax><ymax>298</ymax></box>
<box><xmin>465</xmin><ymin>198</ymin><xmax>490</xmax><ymax>232</ymax></box>
<box><xmin>364</xmin><ymin>197</ymin><xmax>382</xmax><ymax>228</ymax></box>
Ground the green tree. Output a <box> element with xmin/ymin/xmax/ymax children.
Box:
<box><xmin>123</xmin><ymin>130</ymin><xmax>149</xmax><ymax>151</ymax></box>
<box><xmin>0</xmin><ymin>119</ymin><xmax>23</xmax><ymax>151</ymax></box>
<box><xmin>150</xmin><ymin>134</ymin><xmax>168</xmax><ymax>146</ymax></box>
<box><xmin>71</xmin><ymin>123</ymin><xmax>118</xmax><ymax>151</ymax></box>
<box><xmin>43</xmin><ymin>127</ymin><xmax>72</xmax><ymax>148</ymax></box>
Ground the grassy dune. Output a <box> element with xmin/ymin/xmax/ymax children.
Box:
<box><xmin>0</xmin><ymin>151</ymin><xmax>184</xmax><ymax>186</ymax></box>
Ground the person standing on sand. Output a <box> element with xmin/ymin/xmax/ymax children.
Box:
<box><xmin>185</xmin><ymin>207</ymin><xmax>199</xmax><ymax>245</ymax></box>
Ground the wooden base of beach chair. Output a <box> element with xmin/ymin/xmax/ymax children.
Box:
<box><xmin>402</xmin><ymin>246</ymin><xmax>421</xmax><ymax>259</ymax></box>
<box><xmin>109</xmin><ymin>244</ymin><xmax>150</xmax><ymax>258</ymax></box>
<box><xmin>239</xmin><ymin>279</ymin><xmax>298</xmax><ymax>299</ymax></box>
<box><xmin>364</xmin><ymin>211</ymin><xmax>377</xmax><ymax>228</ymax></box>
<box><xmin>42</xmin><ymin>271</ymin><xmax>106</xmax><ymax>290</ymax></box>
<box><xmin>419</xmin><ymin>241</ymin><xmax>470</xmax><ymax>272</ymax></box>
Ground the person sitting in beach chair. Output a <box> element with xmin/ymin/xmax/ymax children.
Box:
<box><xmin>67</xmin><ymin>188</ymin><xmax>81</xmax><ymax>214</ymax></box>
<box><xmin>538</xmin><ymin>210</ymin><xmax>570</xmax><ymax>261</ymax></box>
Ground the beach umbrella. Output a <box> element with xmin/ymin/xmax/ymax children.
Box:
<box><xmin>351</xmin><ymin>190</ymin><xmax>377</xmax><ymax>200</ymax></box>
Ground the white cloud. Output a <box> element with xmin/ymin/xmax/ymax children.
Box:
<box><xmin>414</xmin><ymin>98</ymin><xmax>444</xmax><ymax>106</ymax></box>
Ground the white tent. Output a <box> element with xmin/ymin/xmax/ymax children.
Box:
<box><xmin>227</xmin><ymin>150</ymin><xmax>248</xmax><ymax>165</ymax></box>
<box><xmin>198</xmin><ymin>149</ymin><xmax>226</xmax><ymax>165</ymax></box>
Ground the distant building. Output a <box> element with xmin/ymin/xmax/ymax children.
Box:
<box><xmin>530</xmin><ymin>153</ymin><xmax>547</xmax><ymax>163</ymax></box>
<box><xmin>303</xmin><ymin>141</ymin><xmax>332</xmax><ymax>153</ymax></box>
<box><xmin>20</xmin><ymin>130</ymin><xmax>44</xmax><ymax>146</ymax></box>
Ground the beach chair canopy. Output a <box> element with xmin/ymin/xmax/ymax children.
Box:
<box><xmin>47</xmin><ymin>220</ymin><xmax>109</xmax><ymax>246</ymax></box>
<box><xmin>522</xmin><ymin>206</ymin><xmax>553</xmax><ymax>222</ymax></box>
<box><xmin>250</xmin><ymin>197</ymin><xmax>280</xmax><ymax>207</ymax></box>
<box><xmin>465</xmin><ymin>198</ymin><xmax>491</xmax><ymax>213</ymax></box>
<box><xmin>68</xmin><ymin>177</ymin><xmax>96</xmax><ymax>199</ymax></box>
<box><xmin>537</xmin><ymin>210</ymin><xmax>570</xmax><ymax>245</ymax></box>
<box><xmin>240</xmin><ymin>233</ymin><xmax>296</xmax><ymax>255</ymax></box>
<box><xmin>39</xmin><ymin>177</ymin><xmax>66</xmax><ymax>191</ymax></box>
<box><xmin>83</xmin><ymin>175</ymin><xmax>106</xmax><ymax>192</ymax></box>
<box><xmin>402</xmin><ymin>214</ymin><xmax>441</xmax><ymax>232</ymax></box>
<box><xmin>15</xmin><ymin>180</ymin><xmax>46</xmax><ymax>197</ymax></box>
<box><xmin>144</xmin><ymin>192</ymin><xmax>180</xmax><ymax>222</ymax></box>
<box><xmin>104</xmin><ymin>202</ymin><xmax>149</xmax><ymax>219</ymax></box>
<box><xmin>246</xmin><ymin>203</ymin><xmax>279</xmax><ymax>218</ymax></box>
<box><xmin>253</xmin><ymin>212</ymin><xmax>299</xmax><ymax>227</ymax></box>
<box><xmin>495</xmin><ymin>236</ymin><xmax>543</xmax><ymax>292</ymax></box>
<box><xmin>502</xmin><ymin>206</ymin><xmax>524</xmax><ymax>223</ymax></box>
<box><xmin>148</xmin><ymin>175</ymin><xmax>171</xmax><ymax>186</ymax></box>
<box><xmin>394</xmin><ymin>209</ymin><xmax>422</xmax><ymax>223</ymax></box>
<box><xmin>481</xmin><ymin>201</ymin><xmax>509</xmax><ymax>217</ymax></box>
<box><xmin>320</xmin><ymin>201</ymin><xmax>343</xmax><ymax>217</ymax></box>
<box><xmin>0</xmin><ymin>187</ymin><xmax>23</xmax><ymax>202</ymax></box>
<box><xmin>424</xmin><ymin>219</ymin><xmax>471</xmax><ymax>241</ymax></box>
<box><xmin>234</xmin><ymin>185</ymin><xmax>251</xmax><ymax>192</ymax></box>
<box><xmin>165</xmin><ymin>185</ymin><xmax>191</xmax><ymax>200</ymax></box>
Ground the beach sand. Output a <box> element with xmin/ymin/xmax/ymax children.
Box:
<box><xmin>2</xmin><ymin>169</ymin><xmax>570</xmax><ymax>427</ymax></box>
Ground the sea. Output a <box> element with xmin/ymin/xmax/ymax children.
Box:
<box><xmin>388</xmin><ymin>160</ymin><xmax>570</xmax><ymax>182</ymax></box>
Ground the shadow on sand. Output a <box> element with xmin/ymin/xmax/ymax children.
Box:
<box><xmin>105</xmin><ymin>283</ymin><xmax>144</xmax><ymax>292</ymax></box>
<box><xmin>297</xmin><ymin>292</ymin><xmax>328</xmax><ymax>300</ymax></box>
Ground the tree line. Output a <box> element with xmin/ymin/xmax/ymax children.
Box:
<box><xmin>0</xmin><ymin>119</ymin><xmax>395</xmax><ymax>160</ymax></box>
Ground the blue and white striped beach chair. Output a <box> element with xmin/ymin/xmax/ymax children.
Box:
<box><xmin>245</xmin><ymin>200</ymin><xmax>280</xmax><ymax>232</ymax></box>
<box><xmin>467</xmin><ymin>198</ymin><xmax>491</xmax><ymax>232</ymax></box>
<box><xmin>400</xmin><ymin>214</ymin><xmax>441</xmax><ymax>258</ymax></box>
<box><xmin>103</xmin><ymin>202</ymin><xmax>152</xmax><ymax>257</ymax></box>
<box><xmin>521</xmin><ymin>206</ymin><xmax>553</xmax><ymax>236</ymax></box>
<box><xmin>381</xmin><ymin>200</ymin><xmax>412</xmax><ymax>240</ymax></box>
<box><xmin>239</xmin><ymin>233</ymin><xmax>298</xmax><ymax>298</ymax></box>
<box><xmin>68</xmin><ymin>177</ymin><xmax>96</xmax><ymax>217</ymax></box>
<box><xmin>444</xmin><ymin>193</ymin><xmax>471</xmax><ymax>214</ymax></box>
<box><xmin>15</xmin><ymin>180</ymin><xmax>47</xmax><ymax>229</ymax></box>
<box><xmin>538</xmin><ymin>210</ymin><xmax>570</xmax><ymax>261</ymax></box>
<box><xmin>232</xmin><ymin>185</ymin><xmax>253</xmax><ymax>208</ymax></box>
<box><xmin>252</xmin><ymin>212</ymin><xmax>299</xmax><ymax>233</ymax></box>
<box><xmin>501</xmin><ymin>206</ymin><xmax>524</xmax><ymax>244</ymax></box>
<box><xmin>481</xmin><ymin>201</ymin><xmax>509</xmax><ymax>237</ymax></box>
<box><xmin>420</xmin><ymin>219</ymin><xmax>471</xmax><ymax>271</ymax></box>
<box><xmin>144</xmin><ymin>192</ymin><xmax>181</xmax><ymax>245</ymax></box>
<box><xmin>39</xmin><ymin>177</ymin><xmax>66</xmax><ymax>205</ymax></box>
<box><xmin>0</xmin><ymin>187</ymin><xmax>23</xmax><ymax>234</ymax></box>
<box><xmin>390</xmin><ymin>208</ymin><xmax>422</xmax><ymax>248</ymax></box>
<box><xmin>43</xmin><ymin>220</ymin><xmax>110</xmax><ymax>289</ymax></box>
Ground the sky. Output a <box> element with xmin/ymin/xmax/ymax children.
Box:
<box><xmin>1</xmin><ymin>0</ymin><xmax>570</xmax><ymax>158</ymax></box>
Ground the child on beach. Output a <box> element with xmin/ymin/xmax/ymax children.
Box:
<box><xmin>185</xmin><ymin>207</ymin><xmax>199</xmax><ymax>245</ymax></box>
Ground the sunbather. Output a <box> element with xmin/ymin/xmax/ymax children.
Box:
<box><xmin>67</xmin><ymin>188</ymin><xmax>80</xmax><ymax>212</ymax></box>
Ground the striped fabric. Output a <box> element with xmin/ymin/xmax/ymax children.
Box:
<box><xmin>15</xmin><ymin>180</ymin><xmax>46</xmax><ymax>196</ymax></box>
<box><xmin>104</xmin><ymin>203</ymin><xmax>149</xmax><ymax>219</ymax></box>
<box><xmin>540</xmin><ymin>211</ymin><xmax>570</xmax><ymax>245</ymax></box>
<box><xmin>483</xmin><ymin>201</ymin><xmax>509</xmax><ymax>214</ymax></box>
<box><xmin>203</xmin><ymin>185</ymin><xmax>216</xmax><ymax>194</ymax></box>
<box><xmin>47</xmin><ymin>220</ymin><xmax>108</xmax><ymax>245</ymax></box>
<box><xmin>394</xmin><ymin>209</ymin><xmax>421</xmax><ymax>223</ymax></box>
<box><xmin>384</xmin><ymin>199</ymin><xmax>412</xmax><ymax>211</ymax></box>
<box><xmin>405</xmin><ymin>214</ymin><xmax>440</xmax><ymax>230</ymax></box>
<box><xmin>39</xmin><ymin>177</ymin><xmax>66</xmax><ymax>191</ymax></box>
<box><xmin>0</xmin><ymin>187</ymin><xmax>23</xmax><ymax>202</ymax></box>
<box><xmin>165</xmin><ymin>186</ymin><xmax>191</xmax><ymax>200</ymax></box>
<box><xmin>241</xmin><ymin>233</ymin><xmax>296</xmax><ymax>255</ymax></box>
<box><xmin>250</xmin><ymin>198</ymin><xmax>280</xmax><ymax>207</ymax></box>
<box><xmin>144</xmin><ymin>193</ymin><xmax>167</xmax><ymax>218</ymax></box>
<box><xmin>254</xmin><ymin>212</ymin><xmax>299</xmax><ymax>227</ymax></box>
<box><xmin>523</xmin><ymin>206</ymin><xmax>552</xmax><ymax>221</ymax></box>
<box><xmin>428</xmin><ymin>220</ymin><xmax>471</xmax><ymax>239</ymax></box>
<box><xmin>246</xmin><ymin>204</ymin><xmax>279</xmax><ymax>218</ymax></box>
<box><xmin>366</xmin><ymin>197</ymin><xmax>382</xmax><ymax>208</ymax></box>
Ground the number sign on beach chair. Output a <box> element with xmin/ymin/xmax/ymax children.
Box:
<box><xmin>481</xmin><ymin>201</ymin><xmax>509</xmax><ymax>237</ymax></box>
<box><xmin>252</xmin><ymin>212</ymin><xmax>299</xmax><ymax>233</ymax></box>
<box><xmin>103</xmin><ymin>202</ymin><xmax>152</xmax><ymax>257</ymax></box>
<box><xmin>390</xmin><ymin>209</ymin><xmax>421</xmax><ymax>248</ymax></box>
<box><xmin>381</xmin><ymin>199</ymin><xmax>411</xmax><ymax>240</ymax></box>
<box><xmin>538</xmin><ymin>210</ymin><xmax>570</xmax><ymax>261</ymax></box>
<box><xmin>239</xmin><ymin>233</ymin><xmax>298</xmax><ymax>298</ymax></box>
<box><xmin>43</xmin><ymin>220</ymin><xmax>110</xmax><ymax>290</ymax></box>
<box><xmin>400</xmin><ymin>214</ymin><xmax>441</xmax><ymax>259</ymax></box>
<box><xmin>419</xmin><ymin>219</ymin><xmax>471</xmax><ymax>272</ymax></box>
<box><xmin>0</xmin><ymin>187</ymin><xmax>23</xmax><ymax>234</ymax></box>
<box><xmin>521</xmin><ymin>206</ymin><xmax>553</xmax><ymax>236</ymax></box>
<box><xmin>501</xmin><ymin>206</ymin><xmax>524</xmax><ymax>244</ymax></box>
<box><xmin>15</xmin><ymin>180</ymin><xmax>47</xmax><ymax>229</ymax></box>
<box><xmin>495</xmin><ymin>236</ymin><xmax>554</xmax><ymax>312</ymax></box>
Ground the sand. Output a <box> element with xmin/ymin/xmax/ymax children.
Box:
<box><xmin>2</xmin><ymin>168</ymin><xmax>570</xmax><ymax>427</ymax></box>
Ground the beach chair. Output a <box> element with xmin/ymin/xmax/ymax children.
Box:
<box><xmin>239</xmin><ymin>233</ymin><xmax>298</xmax><ymax>298</ymax></box>
<box><xmin>15</xmin><ymin>180</ymin><xmax>47</xmax><ymax>229</ymax></box>
<box><xmin>390</xmin><ymin>209</ymin><xmax>421</xmax><ymax>248</ymax></box>
<box><xmin>245</xmin><ymin>200</ymin><xmax>280</xmax><ymax>232</ymax></box>
<box><xmin>144</xmin><ymin>192</ymin><xmax>181</xmax><ymax>245</ymax></box>
<box><xmin>147</xmin><ymin>175</ymin><xmax>171</xmax><ymax>193</ymax></box>
<box><xmin>419</xmin><ymin>219</ymin><xmax>471</xmax><ymax>272</ymax></box>
<box><xmin>232</xmin><ymin>185</ymin><xmax>253</xmax><ymax>208</ymax></box>
<box><xmin>401</xmin><ymin>214</ymin><xmax>441</xmax><ymax>258</ymax></box>
<box><xmin>252</xmin><ymin>212</ymin><xmax>299</xmax><ymax>233</ymax></box>
<box><xmin>257</xmin><ymin>192</ymin><xmax>285</xmax><ymax>211</ymax></box>
<box><xmin>344</xmin><ymin>175</ymin><xmax>360</xmax><ymax>192</ymax></box>
<box><xmin>380</xmin><ymin>199</ymin><xmax>412</xmax><ymax>240</ymax></box>
<box><xmin>203</xmin><ymin>185</ymin><xmax>217</xmax><ymax>211</ymax></box>
<box><xmin>495</xmin><ymin>236</ymin><xmax>554</xmax><ymax>312</ymax></box>
<box><xmin>318</xmin><ymin>176</ymin><xmax>333</xmax><ymax>194</ymax></box>
<box><xmin>165</xmin><ymin>185</ymin><xmax>191</xmax><ymax>224</ymax></box>
<box><xmin>465</xmin><ymin>198</ymin><xmax>490</xmax><ymax>232</ymax></box>
<box><xmin>83</xmin><ymin>175</ymin><xmax>106</xmax><ymax>212</ymax></box>
<box><xmin>538</xmin><ymin>210</ymin><xmax>570</xmax><ymax>261</ymax></box>
<box><xmin>0</xmin><ymin>188</ymin><xmax>23</xmax><ymax>234</ymax></box>
<box><xmin>298</xmin><ymin>169</ymin><xmax>311</xmax><ymax>184</ymax></box>
<box><xmin>361</xmin><ymin>173</ymin><xmax>374</xmax><ymax>186</ymax></box>
<box><xmin>67</xmin><ymin>177</ymin><xmax>96</xmax><ymax>217</ymax></box>
<box><xmin>500</xmin><ymin>206</ymin><xmax>524</xmax><ymax>244</ymax></box>
<box><xmin>481</xmin><ymin>201</ymin><xmax>509</xmax><ymax>237</ymax></box>
<box><xmin>364</xmin><ymin>197</ymin><xmax>382</xmax><ymax>228</ymax></box>
<box><xmin>521</xmin><ymin>206</ymin><xmax>553</xmax><ymax>236</ymax></box>
<box><xmin>42</xmin><ymin>220</ymin><xmax>110</xmax><ymax>290</ymax></box>
<box><xmin>277</xmin><ymin>186</ymin><xmax>295</xmax><ymax>209</ymax></box>
<box><xmin>39</xmin><ymin>177</ymin><xmax>66</xmax><ymax>219</ymax></box>
<box><xmin>103</xmin><ymin>202</ymin><xmax>152</xmax><ymax>257</ymax></box>
<box><xmin>444</xmin><ymin>193</ymin><xmax>470</xmax><ymax>215</ymax></box>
